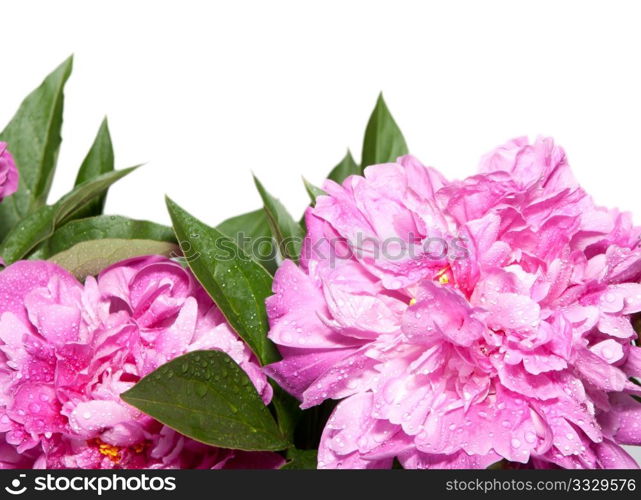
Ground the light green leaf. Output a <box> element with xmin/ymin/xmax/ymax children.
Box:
<box><xmin>49</xmin><ymin>238</ymin><xmax>178</xmax><ymax>280</ymax></box>
<box><xmin>32</xmin><ymin>215</ymin><xmax>175</xmax><ymax>259</ymax></box>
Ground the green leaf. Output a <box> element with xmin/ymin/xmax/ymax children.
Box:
<box><xmin>253</xmin><ymin>176</ymin><xmax>304</xmax><ymax>262</ymax></box>
<box><xmin>32</xmin><ymin>215</ymin><xmax>175</xmax><ymax>259</ymax></box>
<box><xmin>0</xmin><ymin>167</ymin><xmax>137</xmax><ymax>264</ymax></box>
<box><xmin>0</xmin><ymin>57</ymin><xmax>73</xmax><ymax>240</ymax></box>
<box><xmin>56</xmin><ymin>167</ymin><xmax>138</xmax><ymax>224</ymax></box>
<box><xmin>121</xmin><ymin>350</ymin><xmax>289</xmax><ymax>451</ymax></box>
<box><xmin>328</xmin><ymin>150</ymin><xmax>359</xmax><ymax>184</ymax></box>
<box><xmin>166</xmin><ymin>197</ymin><xmax>279</xmax><ymax>365</ymax></box>
<box><xmin>217</xmin><ymin>209</ymin><xmax>278</xmax><ymax>275</ymax></box>
<box><xmin>270</xmin><ymin>383</ymin><xmax>303</xmax><ymax>443</ymax></box>
<box><xmin>49</xmin><ymin>238</ymin><xmax>179</xmax><ymax>280</ymax></box>
<box><xmin>72</xmin><ymin>118</ymin><xmax>115</xmax><ymax>219</ymax></box>
<box><xmin>281</xmin><ymin>448</ymin><xmax>318</xmax><ymax>470</ymax></box>
<box><xmin>361</xmin><ymin>93</ymin><xmax>408</xmax><ymax>169</ymax></box>
<box><xmin>302</xmin><ymin>178</ymin><xmax>326</xmax><ymax>205</ymax></box>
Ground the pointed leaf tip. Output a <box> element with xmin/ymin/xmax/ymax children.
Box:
<box><xmin>165</xmin><ymin>198</ymin><xmax>279</xmax><ymax>365</ymax></box>
<box><xmin>72</xmin><ymin>119</ymin><xmax>116</xmax><ymax>219</ymax></box>
<box><xmin>327</xmin><ymin>149</ymin><xmax>360</xmax><ymax>184</ymax></box>
<box><xmin>0</xmin><ymin>56</ymin><xmax>75</xmax><ymax>238</ymax></box>
<box><xmin>361</xmin><ymin>94</ymin><xmax>408</xmax><ymax>169</ymax></box>
<box><xmin>121</xmin><ymin>350</ymin><xmax>290</xmax><ymax>451</ymax></box>
<box><xmin>253</xmin><ymin>176</ymin><xmax>304</xmax><ymax>262</ymax></box>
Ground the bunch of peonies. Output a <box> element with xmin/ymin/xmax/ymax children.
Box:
<box><xmin>0</xmin><ymin>256</ymin><xmax>282</xmax><ymax>469</ymax></box>
<box><xmin>0</xmin><ymin>142</ymin><xmax>18</xmax><ymax>203</ymax></box>
<box><xmin>266</xmin><ymin>137</ymin><xmax>641</xmax><ymax>469</ymax></box>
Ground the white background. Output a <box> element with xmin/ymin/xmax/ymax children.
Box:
<box><xmin>1</xmin><ymin>0</ymin><xmax>641</xmax><ymax>465</ymax></box>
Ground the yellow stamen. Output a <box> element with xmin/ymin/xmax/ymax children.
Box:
<box><xmin>132</xmin><ymin>443</ymin><xmax>145</xmax><ymax>454</ymax></box>
<box><xmin>95</xmin><ymin>440</ymin><xmax>121</xmax><ymax>463</ymax></box>
<box><xmin>409</xmin><ymin>298</ymin><xmax>417</xmax><ymax>306</ymax></box>
<box><xmin>435</xmin><ymin>267</ymin><xmax>451</xmax><ymax>285</ymax></box>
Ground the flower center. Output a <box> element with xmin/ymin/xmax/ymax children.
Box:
<box><xmin>89</xmin><ymin>438</ymin><xmax>148</xmax><ymax>464</ymax></box>
<box><xmin>435</xmin><ymin>267</ymin><xmax>451</xmax><ymax>285</ymax></box>
<box><xmin>94</xmin><ymin>439</ymin><xmax>121</xmax><ymax>463</ymax></box>
<box><xmin>408</xmin><ymin>267</ymin><xmax>452</xmax><ymax>306</ymax></box>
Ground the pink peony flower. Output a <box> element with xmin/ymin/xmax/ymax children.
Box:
<box><xmin>0</xmin><ymin>142</ymin><xmax>19</xmax><ymax>202</ymax></box>
<box><xmin>0</xmin><ymin>256</ymin><xmax>282</xmax><ymax>469</ymax></box>
<box><xmin>266</xmin><ymin>137</ymin><xmax>641</xmax><ymax>469</ymax></box>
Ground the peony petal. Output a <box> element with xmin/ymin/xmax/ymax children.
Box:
<box><xmin>267</xmin><ymin>260</ymin><xmax>358</xmax><ymax>348</ymax></box>
<box><xmin>264</xmin><ymin>347</ymin><xmax>355</xmax><ymax>401</ymax></box>
<box><xmin>0</xmin><ymin>261</ymin><xmax>79</xmax><ymax>323</ymax></box>
<box><xmin>595</xmin><ymin>440</ymin><xmax>639</xmax><ymax>469</ymax></box>
<box><xmin>317</xmin><ymin>393</ymin><xmax>395</xmax><ymax>469</ymax></box>
<box><xmin>68</xmin><ymin>400</ymin><xmax>137</xmax><ymax>442</ymax></box>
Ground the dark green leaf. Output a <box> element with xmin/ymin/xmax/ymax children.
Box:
<box><xmin>217</xmin><ymin>209</ymin><xmax>278</xmax><ymax>275</ymax></box>
<box><xmin>302</xmin><ymin>178</ymin><xmax>326</xmax><ymax>205</ymax></box>
<box><xmin>361</xmin><ymin>93</ymin><xmax>408</xmax><ymax>169</ymax></box>
<box><xmin>72</xmin><ymin>118</ymin><xmax>114</xmax><ymax>219</ymax></box>
<box><xmin>0</xmin><ymin>167</ymin><xmax>137</xmax><ymax>264</ymax></box>
<box><xmin>49</xmin><ymin>238</ymin><xmax>179</xmax><ymax>280</ymax></box>
<box><xmin>56</xmin><ymin>167</ymin><xmax>138</xmax><ymax>224</ymax></box>
<box><xmin>166</xmin><ymin>197</ymin><xmax>279</xmax><ymax>365</ymax></box>
<box><xmin>328</xmin><ymin>149</ymin><xmax>359</xmax><ymax>184</ymax></box>
<box><xmin>253</xmin><ymin>176</ymin><xmax>304</xmax><ymax>262</ymax></box>
<box><xmin>121</xmin><ymin>350</ymin><xmax>290</xmax><ymax>451</ymax></box>
<box><xmin>0</xmin><ymin>57</ymin><xmax>73</xmax><ymax>240</ymax></box>
<box><xmin>281</xmin><ymin>448</ymin><xmax>318</xmax><ymax>470</ymax></box>
<box><xmin>32</xmin><ymin>215</ymin><xmax>175</xmax><ymax>259</ymax></box>
<box><xmin>270</xmin><ymin>383</ymin><xmax>303</xmax><ymax>443</ymax></box>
